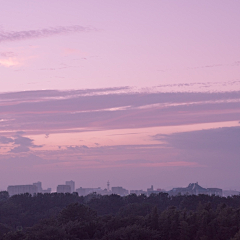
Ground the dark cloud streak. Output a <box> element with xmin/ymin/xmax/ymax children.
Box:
<box><xmin>0</xmin><ymin>25</ymin><xmax>94</xmax><ymax>43</ymax></box>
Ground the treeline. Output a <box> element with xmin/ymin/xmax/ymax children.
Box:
<box><xmin>1</xmin><ymin>191</ymin><xmax>240</xmax><ymax>239</ymax></box>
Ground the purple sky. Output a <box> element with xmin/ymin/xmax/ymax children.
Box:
<box><xmin>0</xmin><ymin>1</ymin><xmax>240</xmax><ymax>191</ymax></box>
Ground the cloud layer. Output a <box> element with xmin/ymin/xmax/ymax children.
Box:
<box><xmin>0</xmin><ymin>25</ymin><xmax>93</xmax><ymax>43</ymax></box>
<box><xmin>0</xmin><ymin>88</ymin><xmax>239</xmax><ymax>134</ymax></box>
<box><xmin>154</xmin><ymin>126</ymin><xmax>240</xmax><ymax>154</ymax></box>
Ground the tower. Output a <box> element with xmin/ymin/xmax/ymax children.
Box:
<box><xmin>107</xmin><ymin>181</ymin><xmax>110</xmax><ymax>191</ymax></box>
<box><xmin>66</xmin><ymin>180</ymin><xmax>75</xmax><ymax>193</ymax></box>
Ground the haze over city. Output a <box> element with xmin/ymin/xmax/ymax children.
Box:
<box><xmin>0</xmin><ymin>1</ymin><xmax>240</xmax><ymax>192</ymax></box>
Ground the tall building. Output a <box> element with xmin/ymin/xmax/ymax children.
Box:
<box><xmin>7</xmin><ymin>185</ymin><xmax>38</xmax><ymax>197</ymax></box>
<box><xmin>65</xmin><ymin>180</ymin><xmax>75</xmax><ymax>193</ymax></box>
<box><xmin>33</xmin><ymin>182</ymin><xmax>42</xmax><ymax>193</ymax></box>
<box><xmin>57</xmin><ymin>185</ymin><xmax>71</xmax><ymax>194</ymax></box>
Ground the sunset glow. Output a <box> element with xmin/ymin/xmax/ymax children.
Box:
<box><xmin>0</xmin><ymin>0</ymin><xmax>240</xmax><ymax>191</ymax></box>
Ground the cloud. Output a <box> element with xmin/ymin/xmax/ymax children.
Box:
<box><xmin>15</xmin><ymin>131</ymin><xmax>26</xmax><ymax>136</ymax></box>
<box><xmin>66</xmin><ymin>145</ymin><xmax>89</xmax><ymax>151</ymax></box>
<box><xmin>0</xmin><ymin>51</ymin><xmax>20</xmax><ymax>67</ymax></box>
<box><xmin>0</xmin><ymin>133</ymin><xmax>43</xmax><ymax>153</ymax></box>
<box><xmin>0</xmin><ymin>58</ymin><xmax>20</xmax><ymax>67</ymax></box>
<box><xmin>153</xmin><ymin>126</ymin><xmax>240</xmax><ymax>154</ymax></box>
<box><xmin>150</xmin><ymin>126</ymin><xmax>240</xmax><ymax>187</ymax></box>
<box><xmin>9</xmin><ymin>135</ymin><xmax>43</xmax><ymax>153</ymax></box>
<box><xmin>0</xmin><ymin>136</ymin><xmax>14</xmax><ymax>144</ymax></box>
<box><xmin>0</xmin><ymin>52</ymin><xmax>16</xmax><ymax>58</ymax></box>
<box><xmin>0</xmin><ymin>25</ymin><xmax>95</xmax><ymax>43</ymax></box>
<box><xmin>10</xmin><ymin>145</ymin><xmax>31</xmax><ymax>153</ymax></box>
<box><xmin>0</xmin><ymin>87</ymin><xmax>129</xmax><ymax>101</ymax></box>
<box><xmin>0</xmin><ymin>88</ymin><xmax>239</xmax><ymax>134</ymax></box>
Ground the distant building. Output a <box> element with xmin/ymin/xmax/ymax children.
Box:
<box><xmin>76</xmin><ymin>187</ymin><xmax>86</xmax><ymax>196</ymax></box>
<box><xmin>57</xmin><ymin>185</ymin><xmax>71</xmax><ymax>194</ymax></box>
<box><xmin>168</xmin><ymin>182</ymin><xmax>222</xmax><ymax>196</ymax></box>
<box><xmin>33</xmin><ymin>182</ymin><xmax>42</xmax><ymax>193</ymax></box>
<box><xmin>33</xmin><ymin>182</ymin><xmax>51</xmax><ymax>194</ymax></box>
<box><xmin>7</xmin><ymin>185</ymin><xmax>38</xmax><ymax>197</ymax></box>
<box><xmin>223</xmin><ymin>190</ymin><xmax>240</xmax><ymax>197</ymax></box>
<box><xmin>76</xmin><ymin>187</ymin><xmax>105</xmax><ymax>196</ymax></box>
<box><xmin>130</xmin><ymin>190</ymin><xmax>147</xmax><ymax>195</ymax></box>
<box><xmin>99</xmin><ymin>189</ymin><xmax>110</xmax><ymax>195</ymax></box>
<box><xmin>66</xmin><ymin>180</ymin><xmax>75</xmax><ymax>193</ymax></box>
<box><xmin>112</xmin><ymin>186</ymin><xmax>128</xmax><ymax>196</ymax></box>
<box><xmin>207</xmin><ymin>188</ymin><xmax>222</xmax><ymax>196</ymax></box>
<box><xmin>42</xmin><ymin>188</ymin><xmax>52</xmax><ymax>194</ymax></box>
<box><xmin>146</xmin><ymin>185</ymin><xmax>164</xmax><ymax>196</ymax></box>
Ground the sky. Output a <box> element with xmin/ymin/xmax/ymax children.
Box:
<box><xmin>0</xmin><ymin>0</ymin><xmax>240</xmax><ymax>192</ymax></box>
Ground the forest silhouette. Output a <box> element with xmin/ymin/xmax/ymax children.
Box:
<box><xmin>1</xmin><ymin>191</ymin><xmax>240</xmax><ymax>239</ymax></box>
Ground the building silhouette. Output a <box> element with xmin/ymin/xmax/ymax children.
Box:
<box><xmin>7</xmin><ymin>185</ymin><xmax>38</xmax><ymax>197</ymax></box>
<box><xmin>130</xmin><ymin>190</ymin><xmax>147</xmax><ymax>195</ymax></box>
<box><xmin>168</xmin><ymin>182</ymin><xmax>222</xmax><ymax>196</ymax></box>
<box><xmin>66</xmin><ymin>180</ymin><xmax>75</xmax><ymax>193</ymax></box>
<box><xmin>223</xmin><ymin>190</ymin><xmax>240</xmax><ymax>197</ymax></box>
<box><xmin>33</xmin><ymin>182</ymin><xmax>42</xmax><ymax>193</ymax></box>
<box><xmin>57</xmin><ymin>185</ymin><xmax>71</xmax><ymax>193</ymax></box>
<box><xmin>112</xmin><ymin>186</ymin><xmax>128</xmax><ymax>196</ymax></box>
<box><xmin>41</xmin><ymin>188</ymin><xmax>51</xmax><ymax>194</ymax></box>
<box><xmin>33</xmin><ymin>181</ymin><xmax>51</xmax><ymax>194</ymax></box>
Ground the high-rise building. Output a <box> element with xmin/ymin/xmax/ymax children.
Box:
<box><xmin>65</xmin><ymin>180</ymin><xmax>75</xmax><ymax>193</ymax></box>
<box><xmin>7</xmin><ymin>185</ymin><xmax>38</xmax><ymax>197</ymax></box>
<box><xmin>57</xmin><ymin>185</ymin><xmax>71</xmax><ymax>194</ymax></box>
<box><xmin>33</xmin><ymin>182</ymin><xmax>42</xmax><ymax>193</ymax></box>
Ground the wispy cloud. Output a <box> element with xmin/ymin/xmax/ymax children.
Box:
<box><xmin>0</xmin><ymin>143</ymin><xmax>196</xmax><ymax>169</ymax></box>
<box><xmin>0</xmin><ymin>51</ymin><xmax>20</xmax><ymax>67</ymax></box>
<box><xmin>0</xmin><ymin>58</ymin><xmax>20</xmax><ymax>67</ymax></box>
<box><xmin>0</xmin><ymin>25</ymin><xmax>95</xmax><ymax>43</ymax></box>
<box><xmin>0</xmin><ymin>52</ymin><xmax>16</xmax><ymax>58</ymax></box>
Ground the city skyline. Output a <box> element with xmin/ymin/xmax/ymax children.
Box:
<box><xmin>3</xmin><ymin>179</ymin><xmax>239</xmax><ymax>193</ymax></box>
<box><xmin>6</xmin><ymin>180</ymin><xmax>239</xmax><ymax>198</ymax></box>
<box><xmin>0</xmin><ymin>1</ymin><xmax>240</xmax><ymax>191</ymax></box>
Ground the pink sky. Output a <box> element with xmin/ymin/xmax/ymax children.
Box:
<box><xmin>0</xmin><ymin>1</ymin><xmax>240</xmax><ymax>191</ymax></box>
